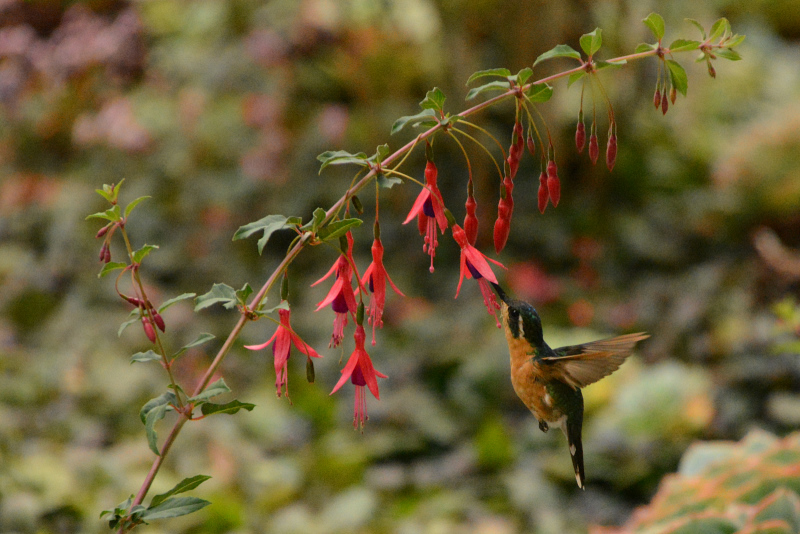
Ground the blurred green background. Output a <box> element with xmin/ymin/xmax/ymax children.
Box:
<box><xmin>0</xmin><ymin>0</ymin><xmax>799</xmax><ymax>533</ymax></box>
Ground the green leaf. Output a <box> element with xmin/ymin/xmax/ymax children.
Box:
<box><xmin>98</xmin><ymin>262</ymin><xmax>126</xmax><ymax>278</ymax></box>
<box><xmin>533</xmin><ymin>44</ymin><xmax>582</xmax><ymax>66</ymax></box>
<box><xmin>465</xmin><ymin>80</ymin><xmax>511</xmax><ymax>101</ymax></box>
<box><xmin>466</xmin><ymin>68</ymin><xmax>511</xmax><ymax>85</ymax></box>
<box><xmin>666</xmin><ymin>59</ymin><xmax>688</xmax><ymax>96</ymax></box>
<box><xmin>149</xmin><ymin>475</ymin><xmax>211</xmax><ymax>509</ymax></box>
<box><xmin>130</xmin><ymin>350</ymin><xmax>162</xmax><ymax>364</ymax></box>
<box><xmin>567</xmin><ymin>71</ymin><xmax>586</xmax><ymax>87</ymax></box>
<box><xmin>95</xmin><ymin>180</ymin><xmax>125</xmax><ymax>203</ymax></box>
<box><xmin>594</xmin><ymin>59</ymin><xmax>627</xmax><ymax>70</ymax></box>
<box><xmin>255</xmin><ymin>300</ymin><xmax>290</xmax><ymax>316</ymax></box>
<box><xmin>141</xmin><ymin>497</ymin><xmax>210</xmax><ymax>520</ymax></box>
<box><xmin>132</xmin><ymin>244</ymin><xmax>158</xmax><ymax>264</ymax></box>
<box><xmin>390</xmin><ymin>108</ymin><xmax>438</xmax><ymax>135</ymax></box>
<box><xmin>123</xmin><ymin>196</ymin><xmax>150</xmax><ymax>219</ymax></box>
<box><xmin>85</xmin><ymin>206</ymin><xmax>121</xmax><ymax>223</ymax></box>
<box><xmin>579</xmin><ymin>28</ymin><xmax>602</xmax><ymax>57</ymax></box>
<box><xmin>318</xmin><ymin>218</ymin><xmax>362</xmax><ymax>242</ymax></box>
<box><xmin>300</xmin><ymin>207</ymin><xmax>327</xmax><ymax>234</ymax></box>
<box><xmin>709</xmin><ymin>17</ymin><xmax>730</xmax><ymax>42</ymax></box>
<box><xmin>419</xmin><ymin>87</ymin><xmax>446</xmax><ymax>111</ymax></box>
<box><xmin>669</xmin><ymin>39</ymin><xmax>700</xmax><ymax>52</ymax></box>
<box><xmin>118</xmin><ymin>309</ymin><xmax>142</xmax><ymax>337</ymax></box>
<box><xmin>172</xmin><ymin>333</ymin><xmax>215</xmax><ymax>360</ymax></box>
<box><xmin>201</xmin><ymin>400</ymin><xmax>256</xmax><ymax>416</ymax></box>
<box><xmin>643</xmin><ymin>13</ymin><xmax>665</xmax><ymax>41</ymax></box>
<box><xmin>194</xmin><ymin>283</ymin><xmax>238</xmax><ymax>311</ymax></box>
<box><xmin>157</xmin><ymin>293</ymin><xmax>196</xmax><ymax>313</ymax></box>
<box><xmin>685</xmin><ymin>18</ymin><xmax>706</xmax><ymax>39</ymax></box>
<box><xmin>635</xmin><ymin>42</ymin><xmax>657</xmax><ymax>53</ymax></box>
<box><xmin>377</xmin><ymin>174</ymin><xmax>402</xmax><ymax>189</ymax></box>
<box><xmin>232</xmin><ymin>214</ymin><xmax>296</xmax><ymax>255</ymax></box>
<box><xmin>316</xmin><ymin>150</ymin><xmax>369</xmax><ymax>172</ymax></box>
<box><xmin>235</xmin><ymin>283</ymin><xmax>253</xmax><ymax>305</ymax></box>
<box><xmin>716</xmin><ymin>48</ymin><xmax>742</xmax><ymax>61</ymax></box>
<box><xmin>726</xmin><ymin>34</ymin><xmax>746</xmax><ymax>48</ymax></box>
<box><xmin>372</xmin><ymin>143</ymin><xmax>390</xmax><ymax>163</ymax></box>
<box><xmin>525</xmin><ymin>83</ymin><xmax>554</xmax><ymax>103</ymax></box>
<box><xmin>515</xmin><ymin>67</ymin><xmax>533</xmax><ymax>85</ymax></box>
<box><xmin>188</xmin><ymin>378</ymin><xmax>231</xmax><ymax>404</ymax></box>
<box><xmin>140</xmin><ymin>392</ymin><xmax>177</xmax><ymax>455</ymax></box>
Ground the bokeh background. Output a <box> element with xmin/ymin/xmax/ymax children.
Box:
<box><xmin>1</xmin><ymin>0</ymin><xmax>799</xmax><ymax>533</ymax></box>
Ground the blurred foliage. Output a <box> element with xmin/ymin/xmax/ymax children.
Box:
<box><xmin>0</xmin><ymin>0</ymin><xmax>798</xmax><ymax>533</ymax></box>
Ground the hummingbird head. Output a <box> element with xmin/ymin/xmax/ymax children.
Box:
<box><xmin>491</xmin><ymin>283</ymin><xmax>544</xmax><ymax>346</ymax></box>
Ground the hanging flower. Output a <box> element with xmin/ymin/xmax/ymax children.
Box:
<box><xmin>330</xmin><ymin>324</ymin><xmax>387</xmax><ymax>430</ymax></box>
<box><xmin>452</xmin><ymin>224</ymin><xmax>506</xmax><ymax>327</ymax></box>
<box><xmin>244</xmin><ymin>305</ymin><xmax>322</xmax><ymax>399</ymax></box>
<box><xmin>362</xmin><ymin>235</ymin><xmax>404</xmax><ymax>345</ymax></box>
<box><xmin>403</xmin><ymin>159</ymin><xmax>448</xmax><ymax>272</ymax></box>
<box><xmin>312</xmin><ymin>232</ymin><xmax>359</xmax><ymax>347</ymax></box>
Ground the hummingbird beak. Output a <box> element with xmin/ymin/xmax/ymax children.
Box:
<box><xmin>490</xmin><ymin>282</ymin><xmax>510</xmax><ymax>304</ymax></box>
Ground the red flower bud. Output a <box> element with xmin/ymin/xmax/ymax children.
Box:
<box><xmin>464</xmin><ymin>195</ymin><xmax>478</xmax><ymax>246</ymax></box>
<box><xmin>653</xmin><ymin>88</ymin><xmax>661</xmax><ymax>109</ymax></box>
<box><xmin>538</xmin><ymin>171</ymin><xmax>549</xmax><ymax>214</ymax></box>
<box><xmin>142</xmin><ymin>316</ymin><xmax>156</xmax><ymax>343</ymax></box>
<box><xmin>98</xmin><ymin>243</ymin><xmax>107</xmax><ymax>262</ymax></box>
<box><xmin>575</xmin><ymin>122</ymin><xmax>586</xmax><ymax>153</ymax></box>
<box><xmin>96</xmin><ymin>225</ymin><xmax>109</xmax><ymax>239</ymax></box>
<box><xmin>526</xmin><ymin>133</ymin><xmax>535</xmax><ymax>156</ymax></box>
<box><xmin>104</xmin><ymin>247</ymin><xmax>111</xmax><ymax>263</ymax></box>
<box><xmin>670</xmin><ymin>86</ymin><xmax>677</xmax><ymax>105</ymax></box>
<box><xmin>707</xmin><ymin>62</ymin><xmax>716</xmax><ymax>78</ymax></box>
<box><xmin>589</xmin><ymin>133</ymin><xmax>599</xmax><ymax>165</ymax></box>
<box><xmin>546</xmin><ymin>160</ymin><xmax>560</xmax><ymax>207</ymax></box>
<box><xmin>661</xmin><ymin>93</ymin><xmax>668</xmax><ymax>115</ymax></box>
<box><xmin>493</xmin><ymin>216</ymin><xmax>510</xmax><ymax>254</ymax></box>
<box><xmin>125</xmin><ymin>296</ymin><xmax>144</xmax><ymax>307</ymax></box>
<box><xmin>606</xmin><ymin>133</ymin><xmax>617</xmax><ymax>172</ymax></box>
<box><xmin>507</xmin><ymin>122</ymin><xmax>524</xmax><ymax>180</ymax></box>
<box><xmin>153</xmin><ymin>312</ymin><xmax>166</xmax><ymax>332</ymax></box>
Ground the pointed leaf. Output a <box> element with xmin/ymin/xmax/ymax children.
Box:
<box><xmin>118</xmin><ymin>309</ymin><xmax>142</xmax><ymax>337</ymax></box>
<box><xmin>318</xmin><ymin>218</ymin><xmax>362</xmax><ymax>242</ymax></box>
<box><xmin>515</xmin><ymin>67</ymin><xmax>533</xmax><ymax>85</ymax></box>
<box><xmin>172</xmin><ymin>333</ymin><xmax>215</xmax><ymax>360</ymax></box>
<box><xmin>669</xmin><ymin>39</ymin><xmax>700</xmax><ymax>52</ymax></box>
<box><xmin>716</xmin><ymin>48</ymin><xmax>742</xmax><ymax>61</ymax></box>
<box><xmin>580</xmin><ymin>28</ymin><xmax>602</xmax><ymax>57</ymax></box>
<box><xmin>124</xmin><ymin>196</ymin><xmax>151</xmax><ymax>219</ymax></box>
<box><xmin>372</xmin><ymin>143</ymin><xmax>390</xmax><ymax>163</ymax></box>
<box><xmin>194</xmin><ymin>283</ymin><xmax>237</xmax><ymax>311</ymax></box>
<box><xmin>300</xmin><ymin>207</ymin><xmax>327</xmax><ymax>233</ymax></box>
<box><xmin>466</xmin><ymin>68</ymin><xmax>511</xmax><ymax>85</ymax></box>
<box><xmin>235</xmin><ymin>283</ymin><xmax>253</xmax><ymax>305</ymax></box>
<box><xmin>533</xmin><ymin>44</ymin><xmax>582</xmax><ymax>66</ymax></box>
<box><xmin>635</xmin><ymin>42</ymin><xmax>657</xmax><ymax>53</ymax></box>
<box><xmin>465</xmin><ymin>80</ymin><xmax>511</xmax><ymax>101</ymax></box>
<box><xmin>377</xmin><ymin>174</ymin><xmax>402</xmax><ymax>189</ymax></box>
<box><xmin>595</xmin><ymin>59</ymin><xmax>627</xmax><ymax>70</ymax></box>
<box><xmin>85</xmin><ymin>206</ymin><xmax>121</xmax><ymax>223</ymax></box>
<box><xmin>157</xmin><ymin>293</ymin><xmax>196</xmax><ymax>313</ymax></box>
<box><xmin>666</xmin><ymin>59</ymin><xmax>688</xmax><ymax>96</ymax></box>
<box><xmin>149</xmin><ymin>475</ymin><xmax>212</xmax><ymax>508</ymax></box>
<box><xmin>316</xmin><ymin>150</ymin><xmax>369</xmax><ymax>172</ymax></box>
<box><xmin>643</xmin><ymin>13</ymin><xmax>665</xmax><ymax>41</ymax></box>
<box><xmin>709</xmin><ymin>17</ymin><xmax>730</xmax><ymax>42</ymax></box>
<box><xmin>141</xmin><ymin>392</ymin><xmax>177</xmax><ymax>455</ymax></box>
<box><xmin>201</xmin><ymin>400</ymin><xmax>257</xmax><ymax>416</ymax></box>
<box><xmin>141</xmin><ymin>497</ymin><xmax>210</xmax><ymax>520</ymax></box>
<box><xmin>131</xmin><ymin>350</ymin><xmax>162</xmax><ymax>364</ymax></box>
<box><xmin>98</xmin><ymin>262</ymin><xmax>126</xmax><ymax>278</ymax></box>
<box><xmin>727</xmin><ymin>34</ymin><xmax>746</xmax><ymax>48</ymax></box>
<box><xmin>255</xmin><ymin>300</ymin><xmax>290</xmax><ymax>316</ymax></box>
<box><xmin>685</xmin><ymin>18</ymin><xmax>706</xmax><ymax>39</ymax></box>
<box><xmin>419</xmin><ymin>87</ymin><xmax>446</xmax><ymax>111</ymax></box>
<box><xmin>390</xmin><ymin>108</ymin><xmax>437</xmax><ymax>135</ymax></box>
<box><xmin>567</xmin><ymin>71</ymin><xmax>586</xmax><ymax>87</ymax></box>
<box><xmin>233</xmin><ymin>214</ymin><xmax>296</xmax><ymax>255</ymax></box>
<box><xmin>132</xmin><ymin>244</ymin><xmax>158</xmax><ymax>264</ymax></box>
<box><xmin>188</xmin><ymin>378</ymin><xmax>231</xmax><ymax>404</ymax></box>
<box><xmin>526</xmin><ymin>83</ymin><xmax>554</xmax><ymax>103</ymax></box>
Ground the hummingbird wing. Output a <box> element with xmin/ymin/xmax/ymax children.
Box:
<box><xmin>540</xmin><ymin>332</ymin><xmax>649</xmax><ymax>390</ymax></box>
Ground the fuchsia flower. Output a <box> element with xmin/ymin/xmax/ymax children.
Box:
<box><xmin>312</xmin><ymin>232</ymin><xmax>359</xmax><ymax>347</ymax></box>
<box><xmin>362</xmin><ymin>236</ymin><xmax>404</xmax><ymax>345</ymax></box>
<box><xmin>403</xmin><ymin>160</ymin><xmax>448</xmax><ymax>272</ymax></box>
<box><xmin>245</xmin><ymin>305</ymin><xmax>322</xmax><ymax>399</ymax></box>
<box><xmin>330</xmin><ymin>324</ymin><xmax>387</xmax><ymax>430</ymax></box>
<box><xmin>452</xmin><ymin>223</ymin><xmax>506</xmax><ymax>328</ymax></box>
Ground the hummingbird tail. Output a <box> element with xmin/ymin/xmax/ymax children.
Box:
<box><xmin>561</xmin><ymin>408</ymin><xmax>586</xmax><ymax>490</ymax></box>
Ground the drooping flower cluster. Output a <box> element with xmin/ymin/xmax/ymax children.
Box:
<box><xmin>404</xmin><ymin>157</ymin><xmax>448</xmax><ymax>272</ymax></box>
<box><xmin>312</xmin><ymin>232</ymin><xmax>359</xmax><ymax>348</ymax></box>
<box><xmin>362</xmin><ymin>231</ymin><xmax>404</xmax><ymax>345</ymax></box>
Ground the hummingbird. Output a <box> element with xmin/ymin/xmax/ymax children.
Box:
<box><xmin>491</xmin><ymin>283</ymin><xmax>648</xmax><ymax>489</ymax></box>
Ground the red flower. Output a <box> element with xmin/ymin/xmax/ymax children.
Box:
<box><xmin>362</xmin><ymin>236</ymin><xmax>404</xmax><ymax>345</ymax></box>
<box><xmin>452</xmin><ymin>224</ymin><xmax>506</xmax><ymax>327</ymax></box>
<box><xmin>330</xmin><ymin>324</ymin><xmax>387</xmax><ymax>429</ymax></box>
<box><xmin>245</xmin><ymin>305</ymin><xmax>322</xmax><ymax>399</ymax></box>
<box><xmin>312</xmin><ymin>232</ymin><xmax>359</xmax><ymax>348</ymax></box>
<box><xmin>403</xmin><ymin>160</ymin><xmax>448</xmax><ymax>272</ymax></box>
